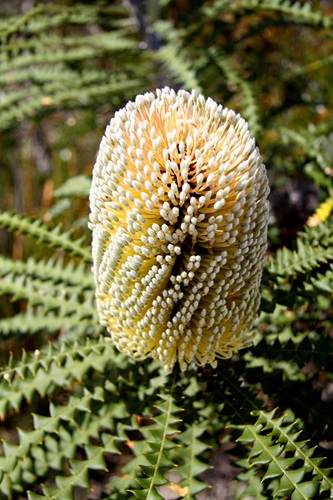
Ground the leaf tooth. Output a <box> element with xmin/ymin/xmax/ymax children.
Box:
<box><xmin>292</xmin><ymin>479</ymin><xmax>319</xmax><ymax>499</ymax></box>
<box><xmin>279</xmin><ymin>468</ymin><xmax>306</xmax><ymax>491</ymax></box>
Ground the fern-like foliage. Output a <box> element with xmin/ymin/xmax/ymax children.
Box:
<box><xmin>1</xmin><ymin>384</ymin><xmax>126</xmax><ymax>499</ymax></box>
<box><xmin>0</xmin><ymin>211</ymin><xmax>92</xmax><ymax>263</ymax></box>
<box><xmin>131</xmin><ymin>394</ymin><xmax>182</xmax><ymax>499</ymax></box>
<box><xmin>153</xmin><ymin>21</ymin><xmax>202</xmax><ymax>93</ymax></box>
<box><xmin>0</xmin><ymin>336</ymin><xmax>115</xmax><ymax>415</ymax></box>
<box><xmin>174</xmin><ymin>423</ymin><xmax>211</xmax><ymax>498</ymax></box>
<box><xmin>207</xmin><ymin>0</ymin><xmax>333</xmax><ymax>26</ymax></box>
<box><xmin>207</xmin><ymin>47</ymin><xmax>261</xmax><ymax>135</ymax></box>
<box><xmin>237</xmin><ymin>408</ymin><xmax>333</xmax><ymax>499</ymax></box>
<box><xmin>0</xmin><ymin>271</ymin><xmax>97</xmax><ymax>336</ymax></box>
<box><xmin>262</xmin><ymin>218</ymin><xmax>333</xmax><ymax>309</ymax></box>
<box><xmin>267</xmin><ymin>222</ymin><xmax>333</xmax><ymax>277</ymax></box>
<box><xmin>0</xmin><ymin>3</ymin><xmax>152</xmax><ymax>131</ymax></box>
<box><xmin>255</xmin><ymin>0</ymin><xmax>330</xmax><ymax>25</ymax></box>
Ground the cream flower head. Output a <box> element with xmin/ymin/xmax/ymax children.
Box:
<box><xmin>89</xmin><ymin>87</ymin><xmax>269</xmax><ymax>371</ymax></box>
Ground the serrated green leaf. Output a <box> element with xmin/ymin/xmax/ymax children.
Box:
<box><xmin>262</xmin><ymin>456</ymin><xmax>298</xmax><ymax>481</ymax></box>
<box><xmin>279</xmin><ymin>469</ymin><xmax>305</xmax><ymax>491</ymax></box>
<box><xmin>131</xmin><ymin>488</ymin><xmax>164</xmax><ymax>500</ymax></box>
<box><xmin>0</xmin><ymin>211</ymin><xmax>92</xmax><ymax>263</ymax></box>
<box><xmin>237</xmin><ymin>408</ymin><xmax>333</xmax><ymax>498</ymax></box>
<box><xmin>291</xmin><ymin>480</ymin><xmax>319</xmax><ymax>499</ymax></box>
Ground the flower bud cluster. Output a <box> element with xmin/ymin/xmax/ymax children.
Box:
<box><xmin>90</xmin><ymin>87</ymin><xmax>269</xmax><ymax>371</ymax></box>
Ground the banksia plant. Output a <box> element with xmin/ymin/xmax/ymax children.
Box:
<box><xmin>89</xmin><ymin>87</ymin><xmax>269</xmax><ymax>371</ymax></box>
<box><xmin>2</xmin><ymin>4</ymin><xmax>333</xmax><ymax>499</ymax></box>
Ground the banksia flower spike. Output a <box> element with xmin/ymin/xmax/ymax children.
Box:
<box><xmin>89</xmin><ymin>87</ymin><xmax>269</xmax><ymax>371</ymax></box>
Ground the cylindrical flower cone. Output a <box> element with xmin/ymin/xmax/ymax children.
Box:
<box><xmin>89</xmin><ymin>87</ymin><xmax>269</xmax><ymax>371</ymax></box>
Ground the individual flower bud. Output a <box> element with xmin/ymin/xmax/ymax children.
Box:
<box><xmin>89</xmin><ymin>87</ymin><xmax>269</xmax><ymax>371</ymax></box>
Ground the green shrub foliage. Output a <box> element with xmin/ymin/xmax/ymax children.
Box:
<box><xmin>0</xmin><ymin>1</ymin><xmax>332</xmax><ymax>498</ymax></box>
